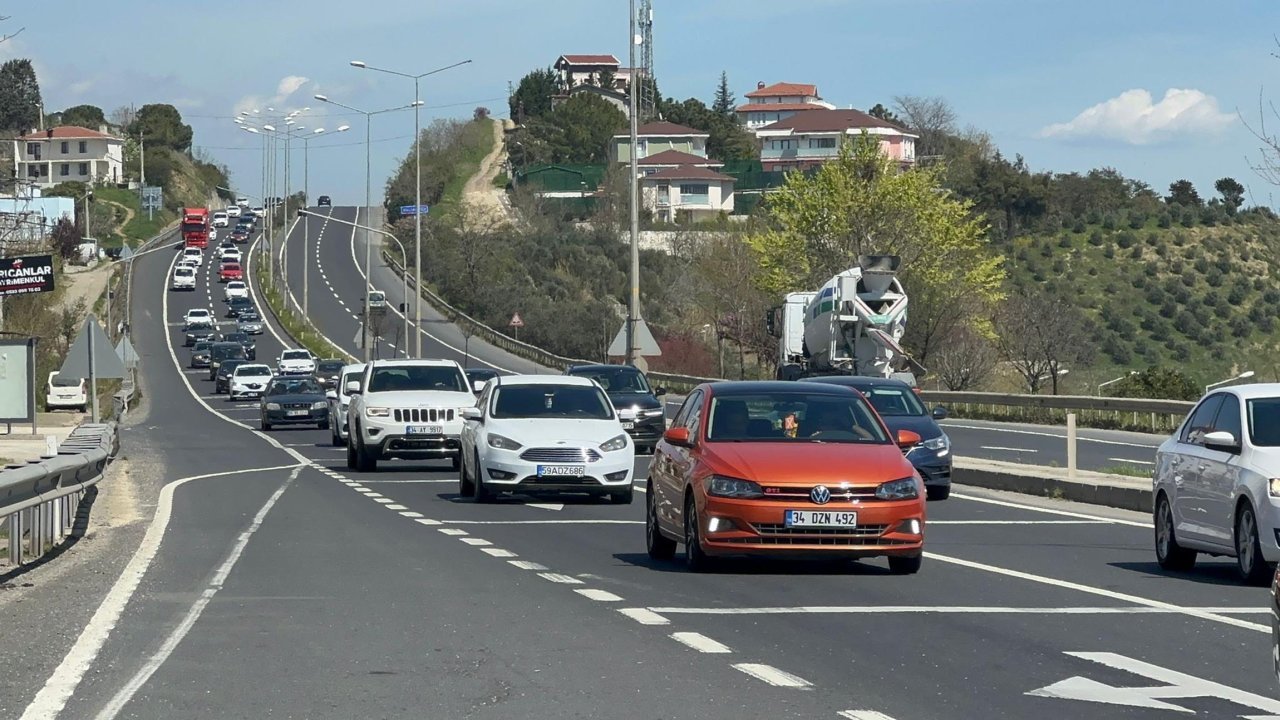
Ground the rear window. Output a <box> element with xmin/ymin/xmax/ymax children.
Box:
<box><xmin>175</xmin><ymin>268</ymin><xmax>194</xmax><ymax>277</ymax></box>
<box><xmin>856</xmin><ymin>386</ymin><xmax>926</xmax><ymax>417</ymax></box>
<box><xmin>569</xmin><ymin>367</ymin><xmax>651</xmax><ymax>394</ymax></box>
<box><xmin>51</xmin><ymin>374</ymin><xmax>81</xmax><ymax>387</ymax></box>
<box><xmin>317</xmin><ymin>361</ymin><xmax>345</xmax><ymax>374</ymax></box>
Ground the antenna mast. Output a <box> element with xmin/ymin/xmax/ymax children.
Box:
<box><xmin>638</xmin><ymin>0</ymin><xmax>656</xmax><ymax>121</ymax></box>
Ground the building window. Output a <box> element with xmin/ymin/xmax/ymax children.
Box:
<box><xmin>808</xmin><ymin>137</ymin><xmax>837</xmax><ymax>149</ymax></box>
<box><xmin>79</xmin><ymin>162</ymin><xmax>89</xmax><ymax>176</ymax></box>
<box><xmin>79</xmin><ymin>141</ymin><xmax>87</xmax><ymax>153</ymax></box>
<box><xmin>771</xmin><ymin>139</ymin><xmax>796</xmax><ymax>151</ymax></box>
<box><xmin>679</xmin><ymin>183</ymin><xmax>709</xmax><ymax>205</ymax></box>
<box><xmin>60</xmin><ymin>163</ymin><xmax>69</xmax><ymax>176</ymax></box>
<box><xmin>27</xmin><ymin>165</ymin><xmax>39</xmax><ymax>178</ymax></box>
<box><xmin>26</xmin><ymin>142</ymin><xmax>40</xmax><ymax>158</ymax></box>
<box><xmin>61</xmin><ymin>141</ymin><xmax>69</xmax><ymax>154</ymax></box>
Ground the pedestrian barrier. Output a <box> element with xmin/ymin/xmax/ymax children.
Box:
<box><xmin>0</xmin><ymin>422</ymin><xmax>117</xmax><ymax>569</ymax></box>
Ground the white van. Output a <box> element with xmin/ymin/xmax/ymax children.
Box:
<box><xmin>367</xmin><ymin>291</ymin><xmax>386</xmax><ymax>309</ymax></box>
<box><xmin>46</xmin><ymin>372</ymin><xmax>87</xmax><ymax>412</ymax></box>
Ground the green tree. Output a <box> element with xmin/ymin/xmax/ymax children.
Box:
<box><xmin>746</xmin><ymin>135</ymin><xmax>1005</xmax><ymax>364</ymax></box>
<box><xmin>1166</xmin><ymin>179</ymin><xmax>1202</xmax><ymax>207</ymax></box>
<box><xmin>546</xmin><ymin>93</ymin><xmax>626</xmax><ymax>164</ymax></box>
<box><xmin>660</xmin><ymin>96</ymin><xmax>756</xmax><ymax>162</ymax></box>
<box><xmin>57</xmin><ymin>104</ymin><xmax>106</xmax><ymax>129</ymax></box>
<box><xmin>0</xmin><ymin>58</ymin><xmax>42</xmax><ymax>132</ymax></box>
<box><xmin>509</xmin><ymin>68</ymin><xmax>561</xmax><ymax>122</ymax></box>
<box><xmin>1214</xmin><ymin>176</ymin><xmax>1245</xmax><ymax>211</ymax></box>
<box><xmin>596</xmin><ymin>68</ymin><xmax>616</xmax><ymax>90</ymax></box>
<box><xmin>128</xmin><ymin>104</ymin><xmax>192</xmax><ymax>152</ymax></box>
<box><xmin>1109</xmin><ymin>366</ymin><xmax>1200</xmax><ymax>401</ymax></box>
<box><xmin>867</xmin><ymin>103</ymin><xmax>903</xmax><ymax>126</ymax></box>
<box><xmin>712</xmin><ymin>71</ymin><xmax>735</xmax><ymax>118</ymax></box>
<box><xmin>51</xmin><ymin>216</ymin><xmax>81</xmax><ymax>260</ymax></box>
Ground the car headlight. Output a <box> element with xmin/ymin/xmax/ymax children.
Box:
<box><xmin>365</xmin><ymin>406</ymin><xmax>390</xmax><ymax>418</ymax></box>
<box><xmin>1270</xmin><ymin>479</ymin><xmax>1280</xmax><ymax>498</ymax></box>
<box><xmin>265</xmin><ymin>402</ymin><xmax>281</xmax><ymax>410</ymax></box>
<box><xmin>487</xmin><ymin>433</ymin><xmax>522</xmax><ymax>450</ymax></box>
<box><xmin>640</xmin><ymin>408</ymin><xmax>665</xmax><ymax>418</ymax></box>
<box><xmin>311</xmin><ymin>401</ymin><xmax>326</xmax><ymax>410</ymax></box>
<box><xmin>875</xmin><ymin>477</ymin><xmax>919</xmax><ymax>501</ymax></box>
<box><xmin>704</xmin><ymin>475</ymin><xmax>764</xmax><ymax>499</ymax></box>
<box><xmin>600</xmin><ymin>434</ymin><xmax>629</xmax><ymax>452</ymax></box>
<box><xmin>920</xmin><ymin>433</ymin><xmax>950</xmax><ymax>456</ymax></box>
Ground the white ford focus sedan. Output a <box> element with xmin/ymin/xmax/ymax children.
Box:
<box><xmin>459</xmin><ymin>375</ymin><xmax>634</xmax><ymax>504</ymax></box>
<box><xmin>1155</xmin><ymin>383</ymin><xmax>1280</xmax><ymax>584</ymax></box>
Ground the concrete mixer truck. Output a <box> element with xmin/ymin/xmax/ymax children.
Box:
<box><xmin>767</xmin><ymin>255</ymin><xmax>924</xmax><ymax>385</ymax></box>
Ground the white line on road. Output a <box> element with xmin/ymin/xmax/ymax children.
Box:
<box><xmin>415</xmin><ymin>518</ymin><xmax>442</xmax><ymax>526</ymax></box>
<box><xmin>981</xmin><ymin>446</ymin><xmax>1037</xmax><ymax>453</ymax></box>
<box><xmin>398</xmin><ymin>511</ymin><xmax>424</xmax><ymax>518</ymax></box>
<box><xmin>671</xmin><ymin>632</ymin><xmax>732</xmax><ymax>654</ymax></box>
<box><xmin>839</xmin><ymin>712</ymin><xmax>898</xmax><ymax>720</ymax></box>
<box><xmin>438</xmin><ymin>528</ymin><xmax>468</xmax><ymax>536</ymax></box>
<box><xmin>460</xmin><ymin>537</ymin><xmax>492</xmax><ymax>546</ymax></box>
<box><xmin>732</xmin><ymin>663</ymin><xmax>812</xmax><ymax>688</ymax></box>
<box><xmin>618</xmin><ymin>608</ymin><xmax>670</xmax><ymax>626</ymax></box>
<box><xmin>509</xmin><ymin>560</ymin><xmax>548</xmax><ymax>570</ymax></box>
<box><xmin>385</xmin><ymin>504</ymin><xmax>408</xmax><ymax>510</ymax></box>
<box><xmin>951</xmin><ymin>492</ymin><xmax>1152</xmax><ymax>528</ymax></box>
<box><xmin>354</xmin><ymin>479</ymin><xmax>456</xmax><ymax>484</ymax></box>
<box><xmin>647</xmin><ymin>605</ymin><xmax>1270</xmax><ymax>616</ymax></box>
<box><xmin>538</xmin><ymin>572</ymin><xmax>584</xmax><ymax>584</ymax></box>
<box><xmin>944</xmin><ymin>422</ymin><xmax>1161</xmax><ymax>449</ymax></box>
<box><xmin>438</xmin><ymin>519</ymin><xmax>643</xmax><ymax>525</ymax></box>
<box><xmin>1108</xmin><ymin>457</ymin><xmax>1155</xmax><ymax>465</ymax></box>
<box><xmin>575</xmin><ymin>589</ymin><xmax>622</xmax><ymax>602</ymax></box>
<box><xmin>929</xmin><ymin>520</ymin><xmax>1106</xmax><ymax>525</ymax></box>
<box><xmin>372</xmin><ymin>498</ymin><xmax>394</xmax><ymax>504</ymax></box>
<box><xmin>481</xmin><ymin>548</ymin><xmax>517</xmax><ymax>558</ymax></box>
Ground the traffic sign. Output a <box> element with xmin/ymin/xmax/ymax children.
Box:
<box><xmin>399</xmin><ymin>204</ymin><xmax>430</xmax><ymax>216</ymax></box>
<box><xmin>607</xmin><ymin>319</ymin><xmax>661</xmax><ymax>357</ymax></box>
<box><xmin>509</xmin><ymin>313</ymin><xmax>524</xmax><ymax>328</ymax></box>
<box><xmin>61</xmin><ymin>317</ymin><xmax>126</xmax><ymax>380</ymax></box>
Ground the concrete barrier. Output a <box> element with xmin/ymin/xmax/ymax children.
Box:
<box><xmin>952</xmin><ymin>456</ymin><xmax>1152</xmax><ymax>514</ymax></box>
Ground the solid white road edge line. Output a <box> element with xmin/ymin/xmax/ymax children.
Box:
<box><xmin>950</xmin><ymin>492</ymin><xmax>1153</xmax><ymax>528</ymax></box>
<box><xmin>670</xmin><ymin>632</ymin><xmax>732</xmax><ymax>654</ymax></box>
<box><xmin>980</xmin><ymin>446</ymin><xmax>1036</xmax><ymax>453</ymax></box>
<box><xmin>90</xmin><ymin>465</ymin><xmax>303</xmax><ymax>720</ymax></box>
<box><xmin>17</xmin><ymin>463</ymin><xmax>303</xmax><ymax>720</ymax></box>
<box><xmin>1108</xmin><ymin>457</ymin><xmax>1155</xmax><ymax>465</ymax></box>
<box><xmin>646</xmin><ymin>605</ymin><xmax>1270</xmax><ymax>615</ymax></box>
<box><xmin>438</xmin><ymin>519</ymin><xmax>643</xmax><ymax>525</ymax></box>
<box><xmin>924</xmin><ymin>552</ymin><xmax>1269</xmax><ymax>632</ymax></box>
<box><xmin>943</xmin><ymin>421</ymin><xmax>1160</xmax><ymax>449</ymax></box>
<box><xmin>731</xmin><ymin>663</ymin><xmax>812</xmax><ymax>688</ymax></box>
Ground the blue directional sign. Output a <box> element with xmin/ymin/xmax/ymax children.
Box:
<box><xmin>399</xmin><ymin>204</ymin><xmax>429</xmax><ymax>216</ymax></box>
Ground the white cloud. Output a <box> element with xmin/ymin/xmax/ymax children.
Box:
<box><xmin>1039</xmin><ymin>88</ymin><xmax>1235</xmax><ymax>145</ymax></box>
<box><xmin>234</xmin><ymin>74</ymin><xmax>314</xmax><ymax>117</ymax></box>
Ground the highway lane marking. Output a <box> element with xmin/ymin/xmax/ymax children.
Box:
<box><xmin>385</xmin><ymin>504</ymin><xmax>408</xmax><ymax>510</ymax></box>
<box><xmin>353</xmin><ymin>479</ymin><xmax>456</xmax><ymax>484</ymax></box>
<box><xmin>16</xmin><ymin>463</ymin><xmax>304</xmax><ymax>720</ymax></box>
<box><xmin>618</xmin><ymin>608</ymin><xmax>669</xmax><ymax>625</ymax></box>
<box><xmin>415</xmin><ymin>518</ymin><xmax>442</xmax><ymax>526</ymax></box>
<box><xmin>981</xmin><ymin>445</ymin><xmax>1037</xmax><ymax>453</ymax></box>
<box><xmin>943</xmin><ymin>422</ymin><xmax>1161</xmax><ymax>449</ymax></box>
<box><xmin>929</xmin><ymin>520</ymin><xmax>1107</xmax><ymax>525</ymax></box>
<box><xmin>538</xmin><ymin>572</ymin><xmax>584</xmax><ymax>584</ymax></box>
<box><xmin>438</xmin><ymin>528</ymin><xmax>468</xmax><ymax>536</ymax></box>
<box><xmin>646</xmin><ymin>605</ymin><xmax>1270</xmax><ymax>616</ymax></box>
<box><xmin>1108</xmin><ymin>457</ymin><xmax>1155</xmax><ymax>466</ymax></box>
<box><xmin>482</xmin><ymin>548</ymin><xmax>517</xmax><ymax>558</ymax></box>
<box><xmin>509</xmin><ymin>560</ymin><xmax>548</xmax><ymax>570</ymax></box>
<box><xmin>89</xmin><ymin>464</ymin><xmax>304</xmax><ymax>720</ymax></box>
<box><xmin>732</xmin><ymin>663</ymin><xmax>812</xmax><ymax>688</ymax></box>
<box><xmin>399</xmin><ymin>511</ymin><xmax>424</xmax><ymax>518</ymax></box>
<box><xmin>460</xmin><ymin>538</ymin><xmax>491</xmax><ymax>546</ymax></box>
<box><xmin>438</xmin><ymin>519</ymin><xmax>643</xmax><ymax>525</ymax></box>
<box><xmin>372</xmin><ymin>498</ymin><xmax>395</xmax><ymax>504</ymax></box>
<box><xmin>951</xmin><ymin>492</ymin><xmax>1152</xmax><ymax>528</ymax></box>
<box><xmin>575</xmin><ymin>589</ymin><xmax>622</xmax><ymax>602</ymax></box>
<box><xmin>924</xmin><ymin>552</ymin><xmax>1269</xmax><ymax>633</ymax></box>
<box><xmin>671</xmin><ymin>632</ymin><xmax>732</xmax><ymax>654</ymax></box>
<box><xmin>839</xmin><ymin>712</ymin><xmax>898</xmax><ymax>720</ymax></box>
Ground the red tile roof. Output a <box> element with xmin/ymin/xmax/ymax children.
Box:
<box><xmin>558</xmin><ymin>54</ymin><xmax>621</xmax><ymax>66</ymax></box>
<box><xmin>637</xmin><ymin>149</ymin><xmax>721</xmax><ymax>166</ymax></box>
<box><xmin>614</xmin><ymin>121</ymin><xmax>708</xmax><ymax>138</ymax></box>
<box><xmin>17</xmin><ymin>125</ymin><xmax>117</xmax><ymax>141</ymax></box>
<box><xmin>746</xmin><ymin>82</ymin><xmax>819</xmax><ymax>99</ymax></box>
<box><xmin>644</xmin><ymin>165</ymin><xmax>735</xmax><ymax>182</ymax></box>
<box><xmin>735</xmin><ymin>102</ymin><xmax>828</xmax><ymax>113</ymax></box>
<box><xmin>758</xmin><ymin>109</ymin><xmax>911</xmax><ymax>134</ymax></box>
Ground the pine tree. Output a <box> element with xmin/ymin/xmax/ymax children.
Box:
<box><xmin>712</xmin><ymin>71</ymin><xmax>735</xmax><ymax>119</ymax></box>
<box><xmin>0</xmin><ymin>58</ymin><xmax>42</xmax><ymax>132</ymax></box>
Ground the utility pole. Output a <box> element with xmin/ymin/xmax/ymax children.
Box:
<box><xmin>626</xmin><ymin>0</ymin><xmax>642</xmax><ymax>369</ymax></box>
<box><xmin>139</xmin><ymin>130</ymin><xmax>146</xmax><ymax>186</ymax></box>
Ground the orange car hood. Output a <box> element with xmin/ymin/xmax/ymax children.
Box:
<box><xmin>701</xmin><ymin>441</ymin><xmax>913</xmax><ymax>484</ymax></box>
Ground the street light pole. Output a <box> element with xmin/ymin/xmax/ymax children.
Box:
<box><xmin>626</xmin><ymin>0</ymin><xmax>642</xmax><ymax>368</ymax></box>
<box><xmin>1206</xmin><ymin>370</ymin><xmax>1255</xmax><ymax>393</ymax></box>
<box><xmin>350</xmin><ymin>58</ymin><xmax>472</xmax><ymax>359</ymax></box>
<box><xmin>300</xmin><ymin>126</ymin><xmax>349</xmax><ymax>317</ymax></box>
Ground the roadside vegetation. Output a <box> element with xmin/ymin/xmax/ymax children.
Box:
<box><xmin>383</xmin><ymin>116</ymin><xmax>494</xmax><ymax>224</ymax></box>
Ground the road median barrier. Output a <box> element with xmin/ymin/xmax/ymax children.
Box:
<box><xmin>952</xmin><ymin>456</ymin><xmax>1152</xmax><ymax>513</ymax></box>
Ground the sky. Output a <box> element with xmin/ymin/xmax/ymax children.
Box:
<box><xmin>6</xmin><ymin>0</ymin><xmax>1280</xmax><ymax>206</ymax></box>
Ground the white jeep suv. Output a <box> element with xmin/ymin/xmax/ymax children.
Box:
<box><xmin>346</xmin><ymin>359</ymin><xmax>474</xmax><ymax>472</ymax></box>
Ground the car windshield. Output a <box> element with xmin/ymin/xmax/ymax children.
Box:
<box><xmin>367</xmin><ymin>365</ymin><xmax>465</xmax><ymax>393</ymax></box>
<box><xmin>490</xmin><ymin>384</ymin><xmax>614</xmax><ymax>420</ymax></box>
<box><xmin>705</xmin><ymin>392</ymin><xmax>890</xmax><ymax>444</ymax></box>
<box><xmin>282</xmin><ymin>351</ymin><xmax>311</xmax><ymax>361</ymax></box>
<box><xmin>572</xmin><ymin>367</ymin><xmax>651</xmax><ymax>394</ymax></box>
<box><xmin>236</xmin><ymin>366</ymin><xmax>271</xmax><ymax>377</ymax></box>
<box><xmin>223</xmin><ymin>333</ymin><xmax>248</xmax><ymax>342</ymax></box>
<box><xmin>855</xmin><ymin>386</ymin><xmax>926</xmax><ymax>417</ymax></box>
<box><xmin>267</xmin><ymin>378</ymin><xmax>321</xmax><ymax>396</ymax></box>
<box><xmin>51</xmin><ymin>374</ymin><xmax>80</xmax><ymax>387</ymax></box>
<box><xmin>189</xmin><ymin>322</ymin><xmax>212</xmax><ymax>331</ymax></box>
<box><xmin>317</xmin><ymin>361</ymin><xmax>344</xmax><ymax>374</ymax></box>
<box><xmin>239</xmin><ymin>314</ymin><xmax>261</xmax><ymax>322</ymax></box>
<box><xmin>1247</xmin><ymin>398</ymin><xmax>1280</xmax><ymax>446</ymax></box>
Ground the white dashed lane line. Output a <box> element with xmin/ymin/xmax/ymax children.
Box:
<box><xmin>671</xmin><ymin>632</ymin><xmax>732</xmax><ymax>654</ymax></box>
<box><xmin>482</xmin><ymin>548</ymin><xmax>517</xmax><ymax>558</ymax></box>
<box><xmin>575</xmin><ymin>589</ymin><xmax>622</xmax><ymax>602</ymax></box>
<box><xmin>509</xmin><ymin>560</ymin><xmax>547</xmax><ymax>571</ymax></box>
<box><xmin>537</xmin><ymin>572</ymin><xmax>584</xmax><ymax>585</ymax></box>
<box><xmin>618</xmin><ymin>608</ymin><xmax>669</xmax><ymax>626</ymax></box>
<box><xmin>731</xmin><ymin>663</ymin><xmax>813</xmax><ymax>689</ymax></box>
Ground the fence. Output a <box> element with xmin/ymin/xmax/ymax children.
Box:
<box><xmin>0</xmin><ymin>422</ymin><xmax>117</xmax><ymax>568</ymax></box>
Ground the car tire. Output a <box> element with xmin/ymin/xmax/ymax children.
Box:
<box><xmin>888</xmin><ymin>554</ymin><xmax>923</xmax><ymax>575</ymax></box>
<box><xmin>683</xmin><ymin>495</ymin><xmax>713</xmax><ymax>573</ymax></box>
<box><xmin>450</xmin><ymin>453</ymin><xmax>462</xmax><ymax>472</ymax></box>
<box><xmin>355</xmin><ymin>436</ymin><xmax>378</xmax><ymax>472</ymax></box>
<box><xmin>1154</xmin><ymin>493</ymin><xmax>1196</xmax><ymax>571</ymax></box>
<box><xmin>609</xmin><ymin>488</ymin><xmax>633</xmax><ymax>505</ymax></box>
<box><xmin>471</xmin><ymin>452</ymin><xmax>491</xmax><ymax>503</ymax></box>
<box><xmin>261</xmin><ymin>420</ymin><xmax>272</xmax><ymax>431</ymax></box>
<box><xmin>1236</xmin><ymin>503</ymin><xmax>1271</xmax><ymax>585</ymax></box>
<box><xmin>317</xmin><ymin>421</ymin><xmax>327</xmax><ymax>430</ymax></box>
<box><xmin>646</xmin><ymin>489</ymin><xmax>676</xmax><ymax>561</ymax></box>
<box><xmin>345</xmin><ymin>437</ymin><xmax>357</xmax><ymax>470</ymax></box>
<box><xmin>330</xmin><ymin>422</ymin><xmax>343</xmax><ymax>447</ymax></box>
<box><xmin>926</xmin><ymin>485</ymin><xmax>950</xmax><ymax>501</ymax></box>
<box><xmin>459</xmin><ymin>453</ymin><xmax>475</xmax><ymax>497</ymax></box>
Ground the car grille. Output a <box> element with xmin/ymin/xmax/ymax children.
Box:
<box><xmin>282</xmin><ymin>402</ymin><xmax>313</xmax><ymax>410</ymax></box>
<box><xmin>519</xmin><ymin>448</ymin><xmax>603</xmax><ymax>463</ymax></box>
<box><xmin>758</xmin><ymin>486</ymin><xmax>885</xmax><ymax>503</ymax></box>
<box><xmin>720</xmin><ymin>524</ymin><xmax>910</xmax><ymax>546</ymax></box>
<box><xmin>392</xmin><ymin>408</ymin><xmax>455</xmax><ymax>423</ymax></box>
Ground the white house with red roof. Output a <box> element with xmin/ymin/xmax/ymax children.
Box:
<box><xmin>639</xmin><ymin>165</ymin><xmax>736</xmax><ymax>223</ymax></box>
<box><xmin>13</xmin><ymin>125</ymin><xmax>124</xmax><ymax>189</ymax></box>
<box><xmin>736</xmin><ymin>81</ymin><xmax>836</xmax><ymax>131</ymax></box>
<box><xmin>756</xmin><ymin>109</ymin><xmax>917</xmax><ymax>173</ymax></box>
<box><xmin>554</xmin><ymin>54</ymin><xmax>623</xmax><ymax>90</ymax></box>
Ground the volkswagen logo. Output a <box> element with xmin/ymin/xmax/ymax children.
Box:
<box><xmin>810</xmin><ymin>485</ymin><xmax>832</xmax><ymax>505</ymax></box>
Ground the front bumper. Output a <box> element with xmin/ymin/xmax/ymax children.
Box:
<box><xmin>264</xmin><ymin>408</ymin><xmax>329</xmax><ymax>425</ymax></box>
<box><xmin>696</xmin><ymin>495</ymin><xmax>925</xmax><ymax>559</ymax></box>
<box><xmin>478</xmin><ymin>449</ymin><xmax>633</xmax><ymax>494</ymax></box>
<box><xmin>278</xmin><ymin>366</ymin><xmax>315</xmax><ymax>376</ymax></box>
<box><xmin>621</xmin><ymin>415</ymin><xmax>666</xmax><ymax>449</ymax></box>
<box><xmin>909</xmin><ymin>452</ymin><xmax>952</xmax><ymax>488</ymax></box>
<box><xmin>191</xmin><ymin>358</ymin><xmax>211</xmax><ymax>368</ymax></box>
<box><xmin>240</xmin><ymin>325</ymin><xmax>264</xmax><ymax>335</ymax></box>
<box><xmin>230</xmin><ymin>385</ymin><xmax>265</xmax><ymax>399</ymax></box>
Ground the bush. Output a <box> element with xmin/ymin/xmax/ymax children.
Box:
<box><xmin>1179</xmin><ymin>207</ymin><xmax>1196</xmax><ymax>227</ymax></box>
<box><xmin>1103</xmin><ymin>244</ymin><xmax>1115</xmax><ymax>259</ymax></box>
<box><xmin>1206</xmin><ymin>268</ymin><xmax>1224</xmax><ymax>287</ymax></box>
<box><xmin>1086</xmin><ymin>265</ymin><xmax>1098</xmax><ymax>277</ymax></box>
<box><xmin>1201</xmin><ymin>207</ymin><xmax>1219</xmax><ymax>226</ymax></box>
<box><xmin>1072</xmin><ymin>218</ymin><xmax>1087</xmax><ymax>234</ymax></box>
<box><xmin>1039</xmin><ymin>241</ymin><xmax>1054</xmax><ymax>258</ymax></box>
<box><xmin>1102</xmin><ymin>214</ymin><xmax>1118</xmax><ymax>230</ymax></box>
<box><xmin>1129</xmin><ymin>245</ymin><xmax>1143</xmax><ymax>259</ymax></box>
<box><xmin>1143</xmin><ymin>262</ymin><xmax>1159</xmax><ymax>277</ymax></box>
<box><xmin>1230</xmin><ymin>315</ymin><xmax>1252</xmax><ymax>338</ymax></box>
<box><xmin>1088</xmin><ymin>229</ymin><xmax>1104</xmax><ymax>246</ymax></box>
<box><xmin>1158</xmin><ymin>212</ymin><xmax>1172</xmax><ymax>228</ymax></box>
<box><xmin>1116</xmin><ymin>231</ymin><xmax>1136</xmax><ymax>248</ymax></box>
<box><xmin>1146</xmin><ymin>231</ymin><xmax>1161</xmax><ymax>246</ymax></box>
<box><xmin>1128</xmin><ymin>211</ymin><xmax>1146</xmax><ymax>229</ymax></box>
<box><xmin>1087</xmin><ymin>209</ymin><xmax>1102</xmax><ymax>225</ymax></box>
<box><xmin>1058</xmin><ymin>235</ymin><xmax>1072</xmax><ymax>249</ymax></box>
<box><xmin>1051</xmin><ymin>258</ymin><xmax>1066</xmax><ymax>274</ymax></box>
<box><xmin>1227</xmin><ymin>285</ymin><xmax>1247</xmax><ymax>305</ymax></box>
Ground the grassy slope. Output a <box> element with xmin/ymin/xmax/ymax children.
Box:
<box><xmin>1000</xmin><ymin>214</ymin><xmax>1280</xmax><ymax>391</ymax></box>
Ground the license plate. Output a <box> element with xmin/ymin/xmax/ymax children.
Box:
<box><xmin>287</xmin><ymin>410</ymin><xmax>309</xmax><ymax>417</ymax></box>
<box><xmin>621</xmin><ymin>421</ymin><xmax>635</xmax><ymax>430</ymax></box>
<box><xmin>538</xmin><ymin>465</ymin><xmax>584</xmax><ymax>478</ymax></box>
<box><xmin>785</xmin><ymin>510</ymin><xmax>858</xmax><ymax>528</ymax></box>
<box><xmin>406</xmin><ymin>425</ymin><xmax>442</xmax><ymax>435</ymax></box>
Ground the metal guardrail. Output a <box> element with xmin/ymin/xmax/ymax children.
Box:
<box><xmin>0</xmin><ymin>422</ymin><xmax>117</xmax><ymax>568</ymax></box>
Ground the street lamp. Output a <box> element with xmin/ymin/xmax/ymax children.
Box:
<box><xmin>313</xmin><ymin>93</ymin><xmax>423</xmax><ymax>361</ymax></box>
<box><xmin>1206</xmin><ymin>370</ymin><xmax>1255</xmax><ymax>393</ymax></box>
<box><xmin>299</xmin><ymin>209</ymin><xmax>409</xmax><ymax>358</ymax></box>
<box><xmin>1097</xmin><ymin>370</ymin><xmax>1138</xmax><ymax>396</ymax></box>
<box><xmin>349</xmin><ymin>58</ymin><xmax>472</xmax><ymax>359</ymax></box>
<box><xmin>300</xmin><ymin>125</ymin><xmax>350</xmax><ymax>316</ymax></box>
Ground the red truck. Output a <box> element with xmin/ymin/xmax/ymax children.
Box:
<box><xmin>181</xmin><ymin>207</ymin><xmax>210</xmax><ymax>249</ymax></box>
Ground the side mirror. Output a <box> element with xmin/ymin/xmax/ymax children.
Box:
<box><xmin>345</xmin><ymin>380</ymin><xmax>362</xmax><ymax>395</ymax></box>
<box><xmin>654</xmin><ymin>387</ymin><xmax>667</xmax><ymax>397</ymax></box>
<box><xmin>663</xmin><ymin>427</ymin><xmax>693</xmax><ymax>447</ymax></box>
<box><xmin>1203</xmin><ymin>430</ymin><xmax>1241</xmax><ymax>453</ymax></box>
<box><xmin>931</xmin><ymin>405</ymin><xmax>949</xmax><ymax>421</ymax></box>
<box><xmin>325</xmin><ymin>390</ymin><xmax>337</xmax><ymax>401</ymax></box>
<box><xmin>896</xmin><ymin>429</ymin><xmax>922</xmax><ymax>451</ymax></box>
<box><xmin>472</xmin><ymin>381</ymin><xmax>485</xmax><ymax>394</ymax></box>
<box><xmin>462</xmin><ymin>407</ymin><xmax>483</xmax><ymax>421</ymax></box>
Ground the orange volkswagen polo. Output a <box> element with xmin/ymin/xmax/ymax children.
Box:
<box><xmin>646</xmin><ymin>381</ymin><xmax>926</xmax><ymax>573</ymax></box>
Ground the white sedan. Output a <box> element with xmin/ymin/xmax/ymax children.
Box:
<box><xmin>171</xmin><ymin>266</ymin><xmax>196</xmax><ymax>291</ymax></box>
<box><xmin>459</xmin><ymin>375</ymin><xmax>634</xmax><ymax>503</ymax></box>
<box><xmin>277</xmin><ymin>349</ymin><xmax>316</xmax><ymax>376</ymax></box>
<box><xmin>224</xmin><ymin>280</ymin><xmax>249</xmax><ymax>302</ymax></box>
<box><xmin>182</xmin><ymin>247</ymin><xmax>203</xmax><ymax>266</ymax></box>
<box><xmin>220</xmin><ymin>246</ymin><xmax>242</xmax><ymax>262</ymax></box>
<box><xmin>183</xmin><ymin>308</ymin><xmax>212</xmax><ymax>326</ymax></box>
<box><xmin>229</xmin><ymin>363</ymin><xmax>274</xmax><ymax>400</ymax></box>
<box><xmin>227</xmin><ymin>205</ymin><xmax>242</xmax><ymax>218</ymax></box>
